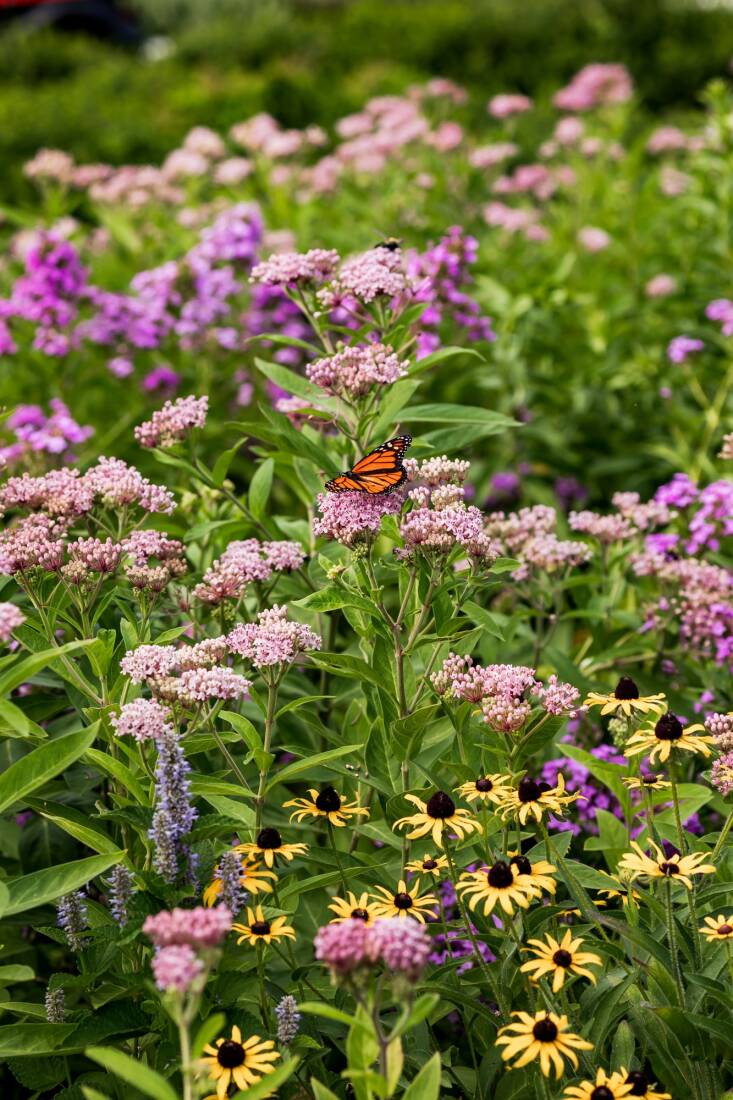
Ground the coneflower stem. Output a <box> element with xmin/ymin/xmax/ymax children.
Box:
<box><xmin>663</xmin><ymin>879</ymin><xmax>686</xmax><ymax>1006</ymax></box>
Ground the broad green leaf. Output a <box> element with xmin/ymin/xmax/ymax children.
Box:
<box><xmin>266</xmin><ymin>744</ymin><xmax>363</xmax><ymax>792</ymax></box>
<box><xmin>402</xmin><ymin>1052</ymin><xmax>442</xmax><ymax>1100</ymax></box>
<box><xmin>0</xmin><ymin>964</ymin><xmax>34</xmax><ymax>985</ymax></box>
<box><xmin>249</xmin><ymin>457</ymin><xmax>275</xmax><ymax>519</ymax></box>
<box><xmin>220</xmin><ymin>710</ymin><xmax>263</xmax><ymax>751</ymax></box>
<box><xmin>4</xmin><ymin>852</ymin><xmax>124</xmax><ymax>917</ymax></box>
<box><xmin>86</xmin><ymin>1046</ymin><xmax>178</xmax><ymax>1100</ymax></box>
<box><xmin>0</xmin><ymin>698</ymin><xmax>47</xmax><ymax>739</ymax></box>
<box><xmin>200</xmin><ymin>793</ymin><xmax>255</xmax><ymax>826</ymax></box>
<box><xmin>25</xmin><ymin>798</ymin><xmax>122</xmax><ymax>857</ymax></box>
<box><xmin>231</xmin><ymin>1056</ymin><xmax>300</xmax><ymax>1099</ymax></box>
<box><xmin>401</xmin><ymin>403</ymin><xmax>518</xmax><ymax>429</ymax></box>
<box><xmin>254</xmin><ymin>357</ymin><xmax>323</xmax><ymax>401</ymax></box>
<box><xmin>392</xmin><ymin>992</ymin><xmax>439</xmax><ymax>1039</ymax></box>
<box><xmin>410</xmin><ymin>345</ymin><xmax>485</xmax><ymax>374</ymax></box>
<box><xmin>309</xmin><ymin>652</ymin><xmax>384</xmax><ymax>688</ymax></box>
<box><xmin>299</xmin><ymin>1002</ymin><xmax>355</xmax><ymax>1027</ymax></box>
<box><xmin>0</xmin><ymin>726</ymin><xmax>98</xmax><ymax>814</ymax></box>
<box><xmin>311</xmin><ymin>1080</ymin><xmax>342</xmax><ymax>1100</ymax></box>
<box><xmin>295</xmin><ymin>586</ymin><xmax>377</xmax><ymax>616</ymax></box>
<box><xmin>0</xmin><ymin>1023</ymin><xmax>76</xmax><ymax>1056</ymax></box>
<box><xmin>84</xmin><ymin>747</ymin><xmax>148</xmax><ymax>804</ymax></box>
<box><xmin>0</xmin><ymin>639</ymin><xmax>97</xmax><ymax>696</ymax></box>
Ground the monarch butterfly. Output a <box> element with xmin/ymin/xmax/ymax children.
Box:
<box><xmin>325</xmin><ymin>435</ymin><xmax>412</xmax><ymax>495</ymax></box>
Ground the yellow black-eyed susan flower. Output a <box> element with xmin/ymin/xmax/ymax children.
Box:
<box><xmin>405</xmin><ymin>854</ymin><xmax>449</xmax><ymax>878</ymax></box>
<box><xmin>617</xmin><ymin>1068</ymin><xmax>671</xmax><ymax>1100</ymax></box>
<box><xmin>508</xmin><ymin>852</ymin><xmax>558</xmax><ymax>897</ymax></box>
<box><xmin>698</xmin><ymin>913</ymin><xmax>733</xmax><ymax>941</ymax></box>
<box><xmin>624</xmin><ymin>714</ymin><xmax>715</xmax><ymax>765</ymax></box>
<box><xmin>583</xmin><ymin>677</ymin><xmax>666</xmax><ymax>718</ymax></box>
<box><xmin>562</xmin><ymin>1068</ymin><xmax>633</xmax><ymax>1100</ymax></box>
<box><xmin>500</xmin><ymin>774</ymin><xmax>580</xmax><ymax>825</ymax></box>
<box><xmin>328</xmin><ymin>891</ymin><xmax>381</xmax><ymax>924</ymax></box>
<box><xmin>199</xmin><ymin>1026</ymin><xmax>280</xmax><ymax>1099</ymax></box>
<box><xmin>234</xmin><ymin>827</ymin><xmax>308</xmax><ymax>868</ymax></box>
<box><xmin>393</xmin><ymin>790</ymin><xmax>481</xmax><ymax>848</ymax></box>
<box><xmin>232</xmin><ymin>904</ymin><xmax>295</xmax><ymax>947</ymax></box>
<box><xmin>203</xmin><ymin>857</ymin><xmax>276</xmax><ymax>908</ymax></box>
<box><xmin>596</xmin><ymin>874</ymin><xmax>641</xmax><ymax>908</ymax></box>
<box><xmin>456</xmin><ymin>859</ymin><xmax>537</xmax><ymax>916</ymax></box>
<box><xmin>283</xmin><ymin>785</ymin><xmax>369</xmax><ymax>827</ymax></box>
<box><xmin>495</xmin><ymin>1011</ymin><xmax>593</xmax><ymax>1078</ymax></box>
<box><xmin>622</xmin><ymin>774</ymin><xmax>671</xmax><ymax>792</ymax></box>
<box><xmin>520</xmin><ymin>929</ymin><xmax>602</xmax><ymax>992</ymax></box>
<box><xmin>455</xmin><ymin>774</ymin><xmax>513</xmax><ymax>806</ymax></box>
<box><xmin>370</xmin><ymin>879</ymin><xmax>438</xmax><ymax>922</ymax></box>
<box><xmin>617</xmin><ymin>841</ymin><xmax>715</xmax><ymax>889</ymax></box>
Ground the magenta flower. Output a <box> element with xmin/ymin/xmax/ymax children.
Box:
<box><xmin>151</xmin><ymin>944</ymin><xmax>203</xmax><ymax>992</ymax></box>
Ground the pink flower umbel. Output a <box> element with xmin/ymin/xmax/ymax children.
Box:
<box><xmin>151</xmin><ymin>944</ymin><xmax>203</xmax><ymax>992</ymax></box>
<box><xmin>111</xmin><ymin>698</ymin><xmax>173</xmax><ymax>742</ymax></box>
<box><xmin>134</xmin><ymin>394</ymin><xmax>208</xmax><ymax>448</ymax></box>
<box><xmin>314</xmin><ymin>918</ymin><xmax>370</xmax><ymax>976</ymax></box>
<box><xmin>0</xmin><ymin>602</ymin><xmax>25</xmax><ymax>642</ymax></box>
<box><xmin>306</xmin><ymin>344</ymin><xmax>408</xmax><ymax>399</ymax></box>
<box><xmin>143</xmin><ymin>905</ymin><xmax>232</xmax><ymax>949</ymax></box>
<box><xmin>314</xmin><ymin>490</ymin><xmax>404</xmax><ymax>547</ymax></box>
<box><xmin>365</xmin><ymin>918</ymin><xmax>432</xmax><ymax>980</ymax></box>
<box><xmin>227</xmin><ymin>605</ymin><xmax>321</xmax><ymax>668</ymax></box>
<box><xmin>250</xmin><ymin>248</ymin><xmax>339</xmax><ymax>287</ymax></box>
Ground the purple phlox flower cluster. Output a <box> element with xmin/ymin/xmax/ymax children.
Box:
<box><xmin>655</xmin><ymin>472</ymin><xmax>698</xmax><ymax>509</ymax></box>
<box><xmin>314</xmin><ymin>489</ymin><xmax>404</xmax><ymax>547</ymax></box>
<box><xmin>134</xmin><ymin>394</ymin><xmax>208</xmax><ymax>449</ymax></box>
<box><xmin>484</xmin><ymin>470</ymin><xmax>522</xmax><ymax>511</ymax></box>
<box><xmin>0</xmin><ymin>233</ymin><xmax>88</xmax><ymax>357</ymax></box>
<box><xmin>251</xmin><ymin>248</ymin><xmax>340</xmax><ymax>287</ymax></box>
<box><xmin>488</xmin><ymin>93</ymin><xmax>533</xmax><ymax>118</ymax></box>
<box><xmin>568</xmin><ymin>509</ymin><xmax>634</xmax><ymax>543</ymax></box>
<box><xmin>541</xmin><ymin>745</ymin><xmax>625</xmax><ymax>836</ymax></box>
<box><xmin>554</xmin><ymin>477</ymin><xmax>588</xmax><ymax>511</ymax></box>
<box><xmin>152</xmin><ymin>944</ymin><xmax>204</xmax><ymax>992</ymax></box>
<box><xmin>112</xmin><ymin>698</ymin><xmax>174</xmax><ymax>742</ymax></box>
<box><xmin>430</xmin><ymin>878</ymin><xmax>495</xmax><ymax>973</ymax></box>
<box><xmin>106</xmin><ymin>864</ymin><xmax>135</xmax><ymax>927</ymax></box>
<box><xmin>45</xmin><ymin>985</ymin><xmax>66</xmax><ymax>1023</ymax></box>
<box><xmin>0</xmin><ymin>602</ymin><xmax>25</xmax><ymax>642</ymax></box>
<box><xmin>143</xmin><ymin>904</ymin><xmax>232</xmax><ymax>948</ymax></box>
<box><xmin>0</xmin><ymin>398</ymin><xmax>93</xmax><ymax>467</ymax></box>
<box><xmin>650</xmin><ymin>474</ymin><xmax>733</xmax><ymax>554</ymax></box>
<box><xmin>667</xmin><ymin>335</ymin><xmax>704</xmax><ymax>364</ymax></box>
<box><xmin>227</xmin><ymin>604</ymin><xmax>322</xmax><ymax>668</ymax></box>
<box><xmin>57</xmin><ymin>890</ymin><xmax>89</xmax><ymax>951</ymax></box>
<box><xmin>398</xmin><ymin>483</ymin><xmax>500</xmax><ymax>564</ymax></box>
<box><xmin>149</xmin><ymin>726</ymin><xmax>198</xmax><ymax>883</ymax></box>
<box><xmin>406</xmin><ymin>227</ymin><xmax>495</xmax><ymax>358</ymax></box>
<box><xmin>318</xmin><ymin>246</ymin><xmax>410</xmax><ymax>309</ymax></box>
<box><xmin>306</xmin><ymin>343</ymin><xmax>408</xmax><ymax>398</ymax></box>
<box><xmin>485</xmin><ymin>504</ymin><xmax>591</xmax><ymax>579</ymax></box>
<box><xmin>275</xmin><ymin>995</ymin><xmax>301</xmax><ymax>1045</ymax></box>
<box><xmin>706</xmin><ymin>298</ymin><xmax>733</xmax><ymax>336</ymax></box>
<box><xmin>214</xmin><ymin>849</ymin><xmax>249</xmax><ymax>914</ymax></box>
<box><xmin>553</xmin><ymin>63</ymin><xmax>633</xmax><ymax>111</ymax></box>
<box><xmin>243</xmin><ymin>282</ymin><xmax>313</xmax><ymax>369</ymax></box>
<box><xmin>314</xmin><ymin>917</ymin><xmax>431</xmax><ymax>981</ymax></box>
<box><xmin>194</xmin><ymin>538</ymin><xmax>305</xmax><ymax>604</ymax></box>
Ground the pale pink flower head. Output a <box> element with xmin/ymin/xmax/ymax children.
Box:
<box><xmin>314</xmin><ymin>919</ymin><xmax>370</xmax><ymax>976</ymax></box>
<box><xmin>667</xmin><ymin>336</ymin><xmax>704</xmax><ymax>365</ymax></box>
<box><xmin>183</xmin><ymin>125</ymin><xmax>226</xmax><ymax>159</ymax></box>
<box><xmin>152</xmin><ymin>944</ymin><xmax>203</xmax><ymax>992</ymax></box>
<box><xmin>426</xmin><ymin>121</ymin><xmax>464</xmax><ymax>151</ymax></box>
<box><xmin>535</xmin><ymin>674</ymin><xmax>580</xmax><ymax>717</ymax></box>
<box><xmin>227</xmin><ymin>604</ymin><xmax>321</xmax><ymax>668</ymax></box>
<box><xmin>144</xmin><ymin>905</ymin><xmax>232</xmax><ymax>949</ymax></box>
<box><xmin>214</xmin><ymin>157</ymin><xmax>253</xmax><ymax>186</ymax></box>
<box><xmin>314</xmin><ymin>490</ymin><xmax>404</xmax><ymax>547</ymax></box>
<box><xmin>469</xmin><ymin>143</ymin><xmax>518</xmax><ymax>169</ymax></box>
<box><xmin>175</xmin><ymin>666</ymin><xmax>252</xmax><ymax>703</ymax></box>
<box><xmin>68</xmin><ymin>536</ymin><xmax>121</xmax><ymax>574</ymax></box>
<box><xmin>553</xmin><ymin>63</ymin><xmax>633</xmax><ymax>112</ymax></box>
<box><xmin>365</xmin><ymin>918</ymin><xmax>431</xmax><ymax>980</ymax></box>
<box><xmin>250</xmin><ymin>249</ymin><xmax>340</xmax><ymax>287</ymax></box>
<box><xmin>488</xmin><ymin>94</ymin><xmax>533</xmax><ymax>119</ymax></box>
<box><xmin>134</xmin><ymin>395</ymin><xmax>208</xmax><ymax>449</ymax></box>
<box><xmin>645</xmin><ymin>274</ymin><xmax>677</xmax><ymax>298</ymax></box>
<box><xmin>306</xmin><ymin>344</ymin><xmax>408</xmax><ymax>399</ymax></box>
<box><xmin>0</xmin><ymin>602</ymin><xmax>25</xmax><ymax>641</ymax></box>
<box><xmin>553</xmin><ymin>117</ymin><xmax>584</xmax><ymax>145</ymax></box>
<box><xmin>660</xmin><ymin>165</ymin><xmax>690</xmax><ymax>197</ymax></box>
<box><xmin>318</xmin><ymin>247</ymin><xmax>409</xmax><ymax>307</ymax></box>
<box><xmin>111</xmin><ymin>698</ymin><xmax>173</xmax><ymax>742</ymax></box>
<box><xmin>577</xmin><ymin>226</ymin><xmax>610</xmax><ymax>253</ymax></box>
<box><xmin>120</xmin><ymin>644</ymin><xmax>179</xmax><ymax>683</ymax></box>
<box><xmin>569</xmin><ymin>510</ymin><xmax>633</xmax><ymax>543</ymax></box>
<box><xmin>646</xmin><ymin>126</ymin><xmax>688</xmax><ymax>155</ymax></box>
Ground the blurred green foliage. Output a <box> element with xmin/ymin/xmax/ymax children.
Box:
<box><xmin>2</xmin><ymin>0</ymin><xmax>733</xmax><ymax>203</ymax></box>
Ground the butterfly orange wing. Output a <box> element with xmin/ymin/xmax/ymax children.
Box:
<box><xmin>325</xmin><ymin>435</ymin><xmax>412</xmax><ymax>495</ymax></box>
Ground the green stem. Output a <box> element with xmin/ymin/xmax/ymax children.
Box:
<box><xmin>711</xmin><ymin>804</ymin><xmax>733</xmax><ymax>862</ymax></box>
<box><xmin>327</xmin><ymin>820</ymin><xmax>349</xmax><ymax>893</ymax></box>
<box><xmin>176</xmin><ymin>1010</ymin><xmax>194</xmax><ymax>1100</ymax></box>
<box><xmin>663</xmin><ymin>879</ymin><xmax>686</xmax><ymax>1006</ymax></box>
<box><xmin>255</xmin><ymin>677</ymin><xmax>279</xmax><ymax>833</ymax></box>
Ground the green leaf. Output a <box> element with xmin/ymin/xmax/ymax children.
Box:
<box><xmin>0</xmin><ymin>726</ymin><xmax>98</xmax><ymax>814</ymax></box>
<box><xmin>0</xmin><ymin>964</ymin><xmax>34</xmax><ymax>985</ymax></box>
<box><xmin>220</xmin><ymin>710</ymin><xmax>263</xmax><ymax>752</ymax></box>
<box><xmin>0</xmin><ymin>697</ymin><xmax>47</xmax><ymax>739</ymax></box>
<box><xmin>192</xmin><ymin>1013</ymin><xmax>227</xmax><ymax>1058</ymax></box>
<box><xmin>299</xmin><ymin>1002</ymin><xmax>355</xmax><ymax>1027</ymax></box>
<box><xmin>401</xmin><ymin>403</ymin><xmax>517</xmax><ymax>429</ymax></box>
<box><xmin>309</xmin><ymin>652</ymin><xmax>384</xmax><ymax>688</ymax></box>
<box><xmin>265</xmin><ymin>744</ymin><xmax>363</xmax><ymax>792</ymax></box>
<box><xmin>211</xmin><ymin>440</ymin><xmax>247</xmax><ymax>487</ymax></box>
<box><xmin>392</xmin><ymin>992</ymin><xmax>439</xmax><ymax>1039</ymax></box>
<box><xmin>84</xmin><ymin>747</ymin><xmax>148</xmax><ymax>805</ymax></box>
<box><xmin>462</xmin><ymin>600</ymin><xmax>506</xmax><ymax>640</ymax></box>
<box><xmin>0</xmin><ymin>1024</ymin><xmax>76</xmax><ymax>1056</ymax></box>
<box><xmin>402</xmin><ymin>1052</ymin><xmax>442</xmax><ymax>1100</ymax></box>
<box><xmin>0</xmin><ymin>639</ymin><xmax>97</xmax><ymax>696</ymax></box>
<box><xmin>249</xmin><ymin>458</ymin><xmax>275</xmax><ymax>520</ymax></box>
<box><xmin>24</xmin><ymin>798</ymin><xmax>122</xmax><ymax>857</ymax></box>
<box><xmin>410</xmin><ymin>345</ymin><xmax>485</xmax><ymax>374</ymax></box>
<box><xmin>231</xmin><ymin>1057</ymin><xmax>300</xmax><ymax>1099</ymax></box>
<box><xmin>311</xmin><ymin>1080</ymin><xmax>342</xmax><ymax>1100</ymax></box>
<box><xmin>254</xmin><ymin>357</ymin><xmax>324</xmax><ymax>401</ymax></box>
<box><xmin>86</xmin><ymin>1046</ymin><xmax>178</xmax><ymax>1100</ymax></box>
<box><xmin>295</xmin><ymin>586</ymin><xmax>377</xmax><ymax>616</ymax></box>
<box><xmin>4</xmin><ymin>853</ymin><xmax>124</xmax><ymax>916</ymax></box>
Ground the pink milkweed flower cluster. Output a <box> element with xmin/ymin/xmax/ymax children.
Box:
<box><xmin>227</xmin><ymin>604</ymin><xmax>322</xmax><ymax>668</ymax></box>
<box><xmin>134</xmin><ymin>394</ymin><xmax>208</xmax><ymax>449</ymax></box>
<box><xmin>144</xmin><ymin>905</ymin><xmax>232</xmax><ymax>950</ymax></box>
<box><xmin>645</xmin><ymin>274</ymin><xmax>677</xmax><ymax>298</ymax></box>
<box><xmin>568</xmin><ymin>510</ymin><xmax>634</xmax><ymax>543</ymax></box>
<box><xmin>193</xmin><ymin>539</ymin><xmax>305</xmax><ymax>604</ymax></box>
<box><xmin>485</xmin><ymin>504</ymin><xmax>591</xmax><ymax>580</ymax></box>
<box><xmin>0</xmin><ymin>602</ymin><xmax>25</xmax><ymax>642</ymax></box>
<box><xmin>306</xmin><ymin>343</ymin><xmax>408</xmax><ymax>398</ymax></box>
<box><xmin>119</xmin><ymin>640</ymin><xmax>251</xmax><ymax>702</ymax></box>
<box><xmin>314</xmin><ymin>489</ymin><xmax>405</xmax><ymax>547</ymax></box>
<box><xmin>317</xmin><ymin>246</ymin><xmax>411</xmax><ymax>308</ymax></box>
<box><xmin>314</xmin><ymin>917</ymin><xmax>431</xmax><ymax>981</ymax></box>
<box><xmin>577</xmin><ymin>226</ymin><xmax>610</xmax><ymax>252</ymax></box>
<box><xmin>487</xmin><ymin>93</ymin><xmax>533</xmax><ymax>119</ymax></box>
<box><xmin>112</xmin><ymin>698</ymin><xmax>173</xmax><ymax>742</ymax></box>
<box><xmin>483</xmin><ymin>201</ymin><xmax>548</xmax><ymax>242</ymax></box>
<box><xmin>121</xmin><ymin>530</ymin><xmax>187</xmax><ymax>590</ymax></box>
<box><xmin>469</xmin><ymin>142</ymin><xmax>519</xmax><ymax>168</ymax></box>
<box><xmin>175</xmin><ymin>666</ymin><xmax>252</xmax><ymax>703</ymax></box>
<box><xmin>251</xmin><ymin>248</ymin><xmax>340</xmax><ymax>287</ymax></box>
<box><xmin>0</xmin><ymin>399</ymin><xmax>93</xmax><ymax>468</ymax></box>
<box><xmin>403</xmin><ymin>455</ymin><xmax>471</xmax><ymax>487</ymax></box>
<box><xmin>553</xmin><ymin>63</ymin><xmax>633</xmax><ymax>112</ymax></box>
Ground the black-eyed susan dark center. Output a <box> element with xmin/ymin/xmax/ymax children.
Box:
<box><xmin>718</xmin><ymin>923</ymin><xmax>733</xmax><ymax>935</ymax></box>
<box><xmin>394</xmin><ymin>892</ymin><xmax>414</xmax><ymax>910</ymax></box>
<box><xmin>626</xmin><ymin>1071</ymin><xmax>649</xmax><ymax>1097</ymax></box>
<box><xmin>518</xmin><ymin>777</ymin><xmax>542</xmax><ymax>803</ymax></box>
<box><xmin>251</xmin><ymin>919</ymin><xmax>271</xmax><ymax>935</ymax></box>
<box><xmin>351</xmin><ymin>908</ymin><xmax>370</xmax><ymax>920</ymax></box>
<box><xmin>475</xmin><ymin>777</ymin><xmax>494</xmax><ymax>792</ymax></box>
<box><xmin>552</xmin><ymin>949</ymin><xmax>573</xmax><ymax>967</ymax></box>
<box><xmin>590</xmin><ymin>1089</ymin><xmax>614</xmax><ymax>1100</ymax></box>
<box><xmin>655</xmin><ymin>714</ymin><xmax>683</xmax><ymax>741</ymax></box>
<box><xmin>426</xmin><ymin>791</ymin><xmax>456</xmax><ymax>818</ymax></box>
<box><xmin>510</xmin><ymin>855</ymin><xmax>532</xmax><ymax>876</ymax></box>
<box><xmin>316</xmin><ymin>786</ymin><xmax>342</xmax><ymax>813</ymax></box>
<box><xmin>659</xmin><ymin>861</ymin><xmax>680</xmax><ymax>876</ymax></box>
<box><xmin>487</xmin><ymin>860</ymin><xmax>514</xmax><ymax>888</ymax></box>
<box><xmin>532</xmin><ymin>1017</ymin><xmax>558</xmax><ymax>1042</ymax></box>
<box><xmin>217</xmin><ymin>1040</ymin><xmax>246</xmax><ymax>1069</ymax></box>
<box><xmin>614</xmin><ymin>676</ymin><xmax>639</xmax><ymax>700</ymax></box>
<box><xmin>256</xmin><ymin>827</ymin><xmax>282</xmax><ymax>849</ymax></box>
<box><xmin>422</xmin><ymin>858</ymin><xmax>438</xmax><ymax>870</ymax></box>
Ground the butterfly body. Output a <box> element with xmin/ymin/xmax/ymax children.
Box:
<box><xmin>325</xmin><ymin>435</ymin><xmax>412</xmax><ymax>495</ymax></box>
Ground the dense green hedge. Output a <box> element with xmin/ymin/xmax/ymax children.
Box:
<box><xmin>2</xmin><ymin>0</ymin><xmax>733</xmax><ymax>202</ymax></box>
